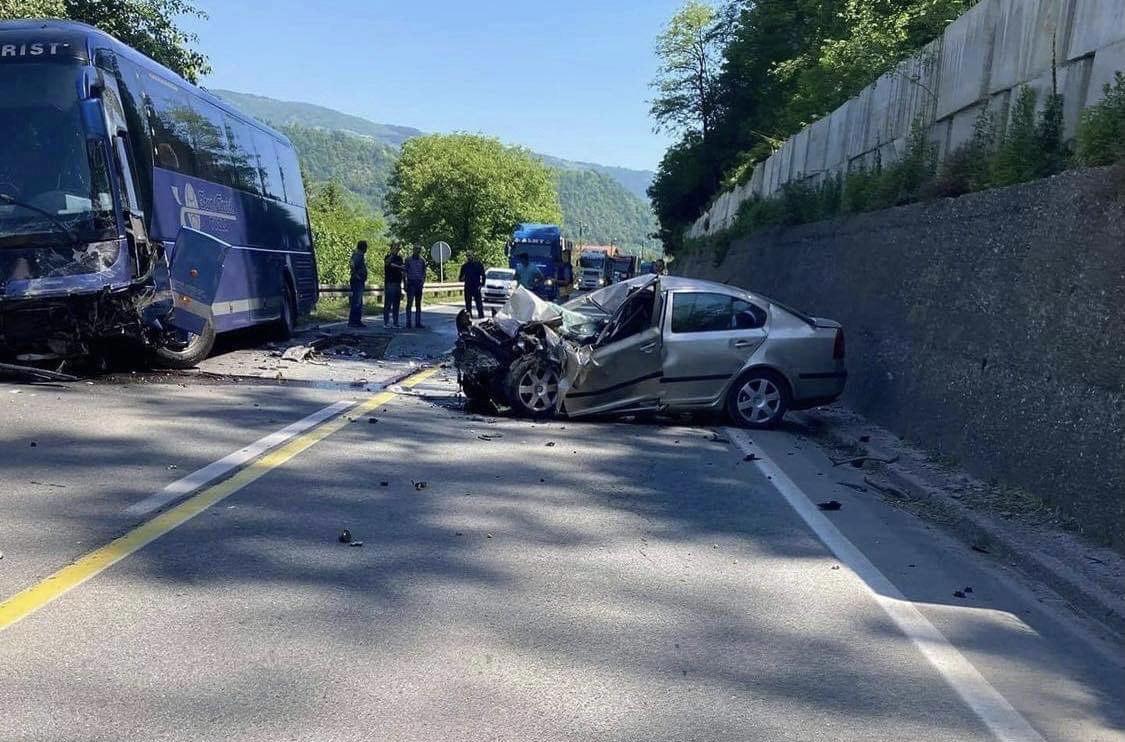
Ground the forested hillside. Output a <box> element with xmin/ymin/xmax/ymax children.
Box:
<box><xmin>280</xmin><ymin>125</ymin><xmax>397</xmax><ymax>213</ymax></box>
<box><xmin>215</xmin><ymin>90</ymin><xmax>659</xmax><ymax>250</ymax></box>
<box><xmin>216</xmin><ymin>90</ymin><xmax>422</xmax><ymax>147</ymax></box>
<box><xmin>556</xmin><ymin>169</ymin><xmax>658</xmax><ymax>248</ymax></box>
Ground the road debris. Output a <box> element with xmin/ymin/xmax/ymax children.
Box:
<box><xmin>379</xmin><ymin>481</ymin><xmax>389</xmax><ymax>487</ymax></box>
<box><xmin>349</xmin><ymin>541</ymin><xmax>365</xmax><ymax>548</ymax></box>
<box><xmin>838</xmin><ymin>482</ymin><xmax>868</xmax><ymax>493</ymax></box>
<box><xmin>864</xmin><ymin>477</ymin><xmax>908</xmax><ymax>500</ymax></box>
<box><xmin>412</xmin><ymin>480</ymin><xmax>429</xmax><ymax>491</ymax></box>
<box><xmin>545</xmin><ymin>441</ymin><xmax>556</xmax><ymax>447</ymax></box>
<box><xmin>369</xmin><ymin>417</ymin><xmax>379</xmax><ymax>424</ymax></box>
<box><xmin>831</xmin><ymin>454</ymin><xmax>901</xmax><ymax>468</ymax></box>
<box><xmin>478</xmin><ymin>434</ymin><xmax>503</xmax><ymax>441</ymax></box>
<box><xmin>29</xmin><ymin>441</ymin><xmax>37</xmax><ymax>448</ymax></box>
<box><xmin>711</xmin><ymin>434</ymin><xmax>731</xmax><ymax>444</ymax></box>
<box><xmin>339</xmin><ymin>529</ymin><xmax>353</xmax><ymax>544</ymax></box>
<box><xmin>971</xmin><ymin>544</ymin><xmax>991</xmax><ymax>554</ymax></box>
<box><xmin>281</xmin><ymin>345</ymin><xmax>315</xmax><ymax>362</ymax></box>
<box><xmin>0</xmin><ymin>362</ymin><xmax>79</xmax><ymax>383</ymax></box>
<box><xmin>167</xmin><ymin>464</ymin><xmax>178</xmax><ymax>471</ymax></box>
<box><xmin>953</xmin><ymin>590</ymin><xmax>968</xmax><ymax>599</ymax></box>
<box><xmin>817</xmin><ymin>500</ymin><xmax>843</xmax><ymax>511</ymax></box>
<box><xmin>743</xmin><ymin>453</ymin><xmax>760</xmax><ymax>463</ymax></box>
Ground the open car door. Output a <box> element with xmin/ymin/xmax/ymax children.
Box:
<box><xmin>164</xmin><ymin>228</ymin><xmax>230</xmax><ymax>335</ymax></box>
<box><xmin>562</xmin><ymin>280</ymin><xmax>663</xmax><ymax>417</ymax></box>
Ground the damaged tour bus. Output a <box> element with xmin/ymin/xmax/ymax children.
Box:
<box><xmin>0</xmin><ymin>20</ymin><xmax>317</xmax><ymax>369</ymax></box>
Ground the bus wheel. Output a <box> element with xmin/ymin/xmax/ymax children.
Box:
<box><xmin>153</xmin><ymin>321</ymin><xmax>216</xmax><ymax>369</ymax></box>
<box><xmin>273</xmin><ymin>285</ymin><xmax>297</xmax><ymax>341</ymax></box>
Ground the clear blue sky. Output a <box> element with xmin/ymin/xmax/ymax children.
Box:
<box><xmin>181</xmin><ymin>0</ymin><xmax>681</xmax><ymax>172</ymax></box>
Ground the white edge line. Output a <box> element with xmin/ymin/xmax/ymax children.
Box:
<box><xmin>124</xmin><ymin>400</ymin><xmax>358</xmax><ymax>516</ymax></box>
<box><xmin>725</xmin><ymin>427</ymin><xmax>1045</xmax><ymax>742</ymax></box>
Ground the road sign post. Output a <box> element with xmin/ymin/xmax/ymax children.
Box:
<box><xmin>431</xmin><ymin>241</ymin><xmax>451</xmax><ymax>284</ymax></box>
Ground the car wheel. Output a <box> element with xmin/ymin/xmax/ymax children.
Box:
<box><xmin>727</xmin><ymin>369</ymin><xmax>790</xmax><ymax>429</ymax></box>
<box><xmin>506</xmin><ymin>356</ymin><xmax>562</xmax><ymax>419</ymax></box>
<box><xmin>153</xmin><ymin>321</ymin><xmax>216</xmax><ymax>369</ymax></box>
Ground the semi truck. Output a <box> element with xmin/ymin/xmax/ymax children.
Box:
<box><xmin>507</xmin><ymin>223</ymin><xmax>573</xmax><ymax>302</ymax></box>
<box><xmin>575</xmin><ymin>245</ymin><xmax>618</xmax><ymax>291</ymax></box>
<box><xmin>608</xmin><ymin>254</ymin><xmax>639</xmax><ymax>284</ymax></box>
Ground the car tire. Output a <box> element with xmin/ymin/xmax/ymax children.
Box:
<box><xmin>727</xmin><ymin>368</ymin><xmax>790</xmax><ymax>429</ymax></box>
<box><xmin>153</xmin><ymin>320</ymin><xmax>216</xmax><ymax>369</ymax></box>
<box><xmin>505</xmin><ymin>355</ymin><xmax>562</xmax><ymax>420</ymax></box>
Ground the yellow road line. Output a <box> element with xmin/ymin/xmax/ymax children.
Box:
<box><xmin>0</xmin><ymin>367</ymin><xmax>441</xmax><ymax>633</ymax></box>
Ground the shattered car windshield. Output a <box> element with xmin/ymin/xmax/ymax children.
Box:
<box><xmin>564</xmin><ymin>275</ymin><xmax>659</xmax><ymax>316</ymax></box>
<box><xmin>0</xmin><ymin>64</ymin><xmax>114</xmax><ymax>248</ymax></box>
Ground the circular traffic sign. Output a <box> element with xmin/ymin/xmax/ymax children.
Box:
<box><xmin>431</xmin><ymin>241</ymin><xmax>451</xmax><ymax>263</ymax></box>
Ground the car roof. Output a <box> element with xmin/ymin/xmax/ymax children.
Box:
<box><xmin>659</xmin><ymin>275</ymin><xmax>761</xmax><ymax>300</ymax></box>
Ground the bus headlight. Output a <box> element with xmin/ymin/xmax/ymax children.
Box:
<box><xmin>598</xmin><ymin>279</ymin><xmax>605</xmax><ymax>286</ymax></box>
<box><xmin>545</xmin><ymin>279</ymin><xmax>555</xmax><ymax>286</ymax></box>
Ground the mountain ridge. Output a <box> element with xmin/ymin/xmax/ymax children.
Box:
<box><xmin>213</xmin><ymin>89</ymin><xmax>654</xmax><ymax>200</ymax></box>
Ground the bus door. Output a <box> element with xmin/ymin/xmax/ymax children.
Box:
<box><xmin>165</xmin><ymin>227</ymin><xmax>230</xmax><ymax>335</ymax></box>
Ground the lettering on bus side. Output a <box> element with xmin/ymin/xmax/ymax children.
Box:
<box><xmin>0</xmin><ymin>41</ymin><xmax>69</xmax><ymax>58</ymax></box>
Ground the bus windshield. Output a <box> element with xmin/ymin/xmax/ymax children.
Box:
<box><xmin>0</xmin><ymin>63</ymin><xmax>115</xmax><ymax>250</ymax></box>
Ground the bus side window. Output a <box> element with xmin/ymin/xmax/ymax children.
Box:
<box><xmin>274</xmin><ymin>141</ymin><xmax>306</xmax><ymax>209</ymax></box>
<box><xmin>187</xmin><ymin>98</ymin><xmax>232</xmax><ymax>187</ymax></box>
<box><xmin>142</xmin><ymin>77</ymin><xmax>197</xmax><ymax>177</ymax></box>
<box><xmin>222</xmin><ymin>114</ymin><xmax>263</xmax><ymax>196</ymax></box>
<box><xmin>253</xmin><ymin>130</ymin><xmax>285</xmax><ymax>202</ymax></box>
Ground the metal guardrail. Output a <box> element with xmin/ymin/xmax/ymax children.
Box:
<box><xmin>317</xmin><ymin>282</ymin><xmax>464</xmax><ymax>297</ymax></box>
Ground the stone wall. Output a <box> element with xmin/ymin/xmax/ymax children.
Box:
<box><xmin>689</xmin><ymin>0</ymin><xmax>1125</xmax><ymax>238</ymax></box>
<box><xmin>677</xmin><ymin>168</ymin><xmax>1125</xmax><ymax>548</ymax></box>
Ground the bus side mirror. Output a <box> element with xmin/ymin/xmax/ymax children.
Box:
<box><xmin>79</xmin><ymin>99</ymin><xmax>108</xmax><ymax>136</ymax></box>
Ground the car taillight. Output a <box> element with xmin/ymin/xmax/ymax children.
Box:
<box><xmin>833</xmin><ymin>329</ymin><xmax>846</xmax><ymax>360</ymax></box>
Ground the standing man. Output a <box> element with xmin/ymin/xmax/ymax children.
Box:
<box><xmin>348</xmin><ymin>240</ymin><xmax>369</xmax><ymax>328</ymax></box>
<box><xmin>383</xmin><ymin>242</ymin><xmax>405</xmax><ymax>328</ymax></box>
<box><xmin>514</xmin><ymin>253</ymin><xmax>544</xmax><ymax>291</ymax></box>
<box><xmin>459</xmin><ymin>251</ymin><xmax>486</xmax><ymax>319</ymax></box>
<box><xmin>404</xmin><ymin>245</ymin><xmax>428</xmax><ymax>329</ymax></box>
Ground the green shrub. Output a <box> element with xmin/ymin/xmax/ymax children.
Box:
<box><xmin>990</xmin><ymin>86</ymin><xmax>1069</xmax><ymax>187</ymax></box>
<box><xmin>1077</xmin><ymin>71</ymin><xmax>1125</xmax><ymax>166</ymax></box>
<box><xmin>931</xmin><ymin>106</ymin><xmax>998</xmax><ymax>197</ymax></box>
<box><xmin>841</xmin><ymin>167</ymin><xmax>880</xmax><ymax>213</ymax></box>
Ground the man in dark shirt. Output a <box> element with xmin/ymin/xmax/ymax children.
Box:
<box><xmin>383</xmin><ymin>243</ymin><xmax>405</xmax><ymax>328</ymax></box>
<box><xmin>348</xmin><ymin>241</ymin><xmax>369</xmax><ymax>328</ymax></box>
<box><xmin>403</xmin><ymin>245</ymin><xmax>428</xmax><ymax>329</ymax></box>
<box><xmin>459</xmin><ymin>251</ymin><xmax>486</xmax><ymax>319</ymax></box>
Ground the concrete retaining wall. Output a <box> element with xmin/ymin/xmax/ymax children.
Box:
<box><xmin>677</xmin><ymin>168</ymin><xmax>1125</xmax><ymax>548</ymax></box>
<box><xmin>689</xmin><ymin>0</ymin><xmax>1125</xmax><ymax>237</ymax></box>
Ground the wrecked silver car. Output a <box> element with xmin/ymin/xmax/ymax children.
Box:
<box><xmin>454</xmin><ymin>275</ymin><xmax>847</xmax><ymax>428</ymax></box>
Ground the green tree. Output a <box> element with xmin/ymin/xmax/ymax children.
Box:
<box><xmin>0</xmin><ymin>0</ymin><xmax>209</xmax><ymax>82</ymax></box>
<box><xmin>1077</xmin><ymin>72</ymin><xmax>1125</xmax><ymax>166</ymax></box>
<box><xmin>307</xmin><ymin>182</ymin><xmax>386</xmax><ymax>285</ymax></box>
<box><xmin>650</xmin><ymin>0</ymin><xmax>726</xmax><ymax>141</ymax></box>
<box><xmin>386</xmin><ymin>134</ymin><xmax>561</xmax><ymax>267</ymax></box>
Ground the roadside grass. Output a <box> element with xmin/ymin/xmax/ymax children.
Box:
<box><xmin>305</xmin><ymin>295</ymin><xmax>384</xmax><ymax>326</ymax></box>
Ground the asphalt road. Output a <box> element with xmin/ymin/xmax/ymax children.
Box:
<box><xmin>1</xmin><ymin>309</ymin><xmax>1122</xmax><ymax>741</ymax></box>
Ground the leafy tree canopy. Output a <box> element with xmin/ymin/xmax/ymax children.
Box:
<box><xmin>650</xmin><ymin>0</ymin><xmax>973</xmax><ymax>251</ymax></box>
<box><xmin>0</xmin><ymin>0</ymin><xmax>210</xmax><ymax>82</ymax></box>
<box><xmin>386</xmin><ymin>134</ymin><xmax>562</xmax><ymax>266</ymax></box>
<box><xmin>307</xmin><ymin>182</ymin><xmax>386</xmax><ymax>285</ymax></box>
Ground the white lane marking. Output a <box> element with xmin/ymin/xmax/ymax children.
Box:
<box><xmin>726</xmin><ymin>427</ymin><xmax>1045</xmax><ymax>742</ymax></box>
<box><xmin>125</xmin><ymin>400</ymin><xmax>357</xmax><ymax>516</ymax></box>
